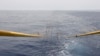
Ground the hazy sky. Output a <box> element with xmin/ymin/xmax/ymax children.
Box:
<box><xmin>0</xmin><ymin>0</ymin><xmax>100</xmax><ymax>10</ymax></box>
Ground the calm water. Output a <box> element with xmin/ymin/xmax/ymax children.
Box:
<box><xmin>0</xmin><ymin>10</ymin><xmax>100</xmax><ymax>56</ymax></box>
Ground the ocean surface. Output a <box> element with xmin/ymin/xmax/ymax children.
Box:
<box><xmin>0</xmin><ymin>10</ymin><xmax>100</xmax><ymax>56</ymax></box>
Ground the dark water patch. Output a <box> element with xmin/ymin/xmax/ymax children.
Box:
<box><xmin>0</xmin><ymin>50</ymin><xmax>27</xmax><ymax>56</ymax></box>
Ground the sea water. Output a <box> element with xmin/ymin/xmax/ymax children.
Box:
<box><xmin>0</xmin><ymin>10</ymin><xmax>100</xmax><ymax>56</ymax></box>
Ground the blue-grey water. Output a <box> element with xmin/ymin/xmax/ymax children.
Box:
<box><xmin>0</xmin><ymin>10</ymin><xmax>100</xmax><ymax>56</ymax></box>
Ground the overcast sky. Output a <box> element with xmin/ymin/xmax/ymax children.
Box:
<box><xmin>0</xmin><ymin>0</ymin><xmax>100</xmax><ymax>10</ymax></box>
